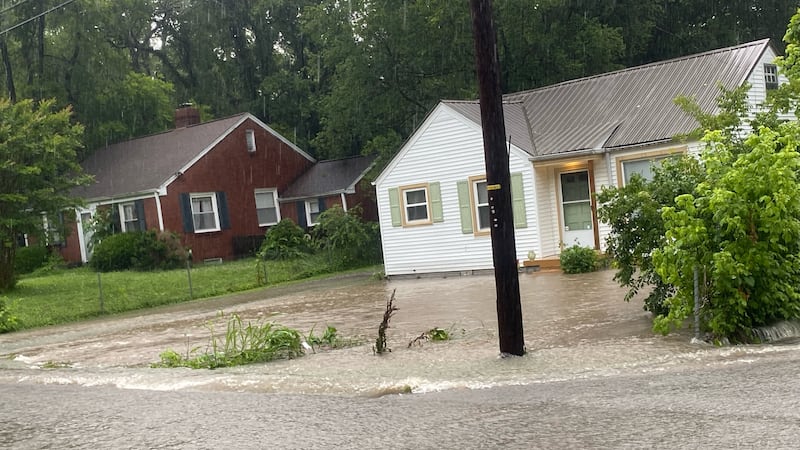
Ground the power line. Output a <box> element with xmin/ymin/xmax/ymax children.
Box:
<box><xmin>0</xmin><ymin>0</ymin><xmax>76</xmax><ymax>37</ymax></box>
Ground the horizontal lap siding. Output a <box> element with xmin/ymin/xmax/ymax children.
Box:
<box><xmin>377</xmin><ymin>107</ymin><xmax>539</xmax><ymax>276</ymax></box>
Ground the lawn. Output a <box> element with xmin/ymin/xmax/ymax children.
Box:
<box><xmin>3</xmin><ymin>255</ymin><xmax>382</xmax><ymax>330</ymax></box>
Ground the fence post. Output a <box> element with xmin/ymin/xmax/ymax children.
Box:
<box><xmin>186</xmin><ymin>249</ymin><xmax>193</xmax><ymax>300</ymax></box>
<box><xmin>97</xmin><ymin>271</ymin><xmax>104</xmax><ymax>314</ymax></box>
<box><xmin>693</xmin><ymin>265</ymin><xmax>700</xmax><ymax>340</ymax></box>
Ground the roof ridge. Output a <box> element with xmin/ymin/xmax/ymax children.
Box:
<box><xmin>96</xmin><ymin>112</ymin><xmax>248</xmax><ymax>150</ymax></box>
<box><xmin>506</xmin><ymin>38</ymin><xmax>771</xmax><ymax>99</ymax></box>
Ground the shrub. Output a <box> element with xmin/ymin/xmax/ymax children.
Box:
<box><xmin>259</xmin><ymin>219</ymin><xmax>310</xmax><ymax>260</ymax></box>
<box><xmin>0</xmin><ymin>297</ymin><xmax>20</xmax><ymax>333</ymax></box>
<box><xmin>90</xmin><ymin>230</ymin><xmax>185</xmax><ymax>272</ymax></box>
<box><xmin>560</xmin><ymin>245</ymin><xmax>597</xmax><ymax>274</ymax></box>
<box><xmin>312</xmin><ymin>205</ymin><xmax>382</xmax><ymax>268</ymax></box>
<box><xmin>14</xmin><ymin>246</ymin><xmax>49</xmax><ymax>274</ymax></box>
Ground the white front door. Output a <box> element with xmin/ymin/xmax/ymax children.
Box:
<box><xmin>559</xmin><ymin>170</ymin><xmax>594</xmax><ymax>248</ymax></box>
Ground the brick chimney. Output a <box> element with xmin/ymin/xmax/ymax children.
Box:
<box><xmin>174</xmin><ymin>103</ymin><xmax>201</xmax><ymax>128</ymax></box>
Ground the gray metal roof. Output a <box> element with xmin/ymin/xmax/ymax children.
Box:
<box><xmin>444</xmin><ymin>100</ymin><xmax>536</xmax><ymax>156</ymax></box>
<box><xmin>76</xmin><ymin>114</ymin><xmax>247</xmax><ymax>200</ymax></box>
<box><xmin>445</xmin><ymin>39</ymin><xmax>771</xmax><ymax>159</ymax></box>
<box><xmin>280</xmin><ymin>154</ymin><xmax>377</xmax><ymax>200</ymax></box>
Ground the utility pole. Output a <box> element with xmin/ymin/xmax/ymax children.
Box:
<box><xmin>469</xmin><ymin>0</ymin><xmax>525</xmax><ymax>356</ymax></box>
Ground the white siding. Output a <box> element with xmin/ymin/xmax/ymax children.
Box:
<box><xmin>376</xmin><ymin>105</ymin><xmax>540</xmax><ymax>276</ymax></box>
<box><xmin>746</xmin><ymin>46</ymin><xmax>793</xmax><ymax>124</ymax></box>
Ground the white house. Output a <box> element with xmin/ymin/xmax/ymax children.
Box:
<box><xmin>374</xmin><ymin>39</ymin><xmax>786</xmax><ymax>277</ymax></box>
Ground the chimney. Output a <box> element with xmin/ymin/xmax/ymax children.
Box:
<box><xmin>174</xmin><ymin>103</ymin><xmax>201</xmax><ymax>128</ymax></box>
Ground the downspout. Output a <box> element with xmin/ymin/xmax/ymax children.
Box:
<box><xmin>76</xmin><ymin>208</ymin><xmax>88</xmax><ymax>263</ymax></box>
<box><xmin>340</xmin><ymin>192</ymin><xmax>348</xmax><ymax>212</ymax></box>
<box><xmin>154</xmin><ymin>192</ymin><xmax>165</xmax><ymax>231</ymax></box>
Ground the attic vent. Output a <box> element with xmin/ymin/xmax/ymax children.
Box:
<box><xmin>245</xmin><ymin>129</ymin><xmax>256</xmax><ymax>153</ymax></box>
<box><xmin>764</xmin><ymin>63</ymin><xmax>779</xmax><ymax>90</ymax></box>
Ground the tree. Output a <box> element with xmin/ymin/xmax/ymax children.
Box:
<box><xmin>0</xmin><ymin>98</ymin><xmax>90</xmax><ymax>291</ymax></box>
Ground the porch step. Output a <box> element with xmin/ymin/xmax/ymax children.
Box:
<box><xmin>521</xmin><ymin>258</ymin><xmax>561</xmax><ymax>272</ymax></box>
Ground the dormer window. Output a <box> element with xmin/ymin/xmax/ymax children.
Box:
<box><xmin>764</xmin><ymin>63</ymin><xmax>779</xmax><ymax>90</ymax></box>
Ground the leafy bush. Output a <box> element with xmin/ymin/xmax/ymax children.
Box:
<box><xmin>90</xmin><ymin>230</ymin><xmax>185</xmax><ymax>272</ymax></box>
<box><xmin>559</xmin><ymin>245</ymin><xmax>597</xmax><ymax>274</ymax></box>
<box><xmin>0</xmin><ymin>297</ymin><xmax>20</xmax><ymax>333</ymax></box>
<box><xmin>312</xmin><ymin>205</ymin><xmax>382</xmax><ymax>268</ymax></box>
<box><xmin>259</xmin><ymin>219</ymin><xmax>310</xmax><ymax>260</ymax></box>
<box><xmin>14</xmin><ymin>246</ymin><xmax>49</xmax><ymax>274</ymax></box>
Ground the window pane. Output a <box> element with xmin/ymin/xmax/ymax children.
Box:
<box><xmin>405</xmin><ymin>189</ymin><xmax>427</xmax><ymax>205</ymax></box>
<box><xmin>194</xmin><ymin>212</ymin><xmax>216</xmax><ymax>230</ymax></box>
<box><xmin>257</xmin><ymin>209</ymin><xmax>277</xmax><ymax>225</ymax></box>
<box><xmin>561</xmin><ymin>172</ymin><xmax>590</xmax><ymax>202</ymax></box>
<box><xmin>308</xmin><ymin>201</ymin><xmax>320</xmax><ymax>214</ymax></box>
<box><xmin>407</xmin><ymin>205</ymin><xmax>428</xmax><ymax>221</ymax></box>
<box><xmin>623</xmin><ymin>159</ymin><xmax>655</xmax><ymax>184</ymax></box>
<box><xmin>563</xmin><ymin>202</ymin><xmax>592</xmax><ymax>231</ymax></box>
<box><xmin>123</xmin><ymin>204</ymin><xmax>137</xmax><ymax>221</ymax></box>
<box><xmin>476</xmin><ymin>181</ymin><xmax>488</xmax><ymax>204</ymax></box>
<box><xmin>255</xmin><ymin>192</ymin><xmax>275</xmax><ymax>209</ymax></box>
<box><xmin>192</xmin><ymin>195</ymin><xmax>217</xmax><ymax>231</ymax></box>
<box><xmin>477</xmin><ymin>205</ymin><xmax>491</xmax><ymax>230</ymax></box>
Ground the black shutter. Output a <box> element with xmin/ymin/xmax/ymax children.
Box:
<box><xmin>216</xmin><ymin>191</ymin><xmax>231</xmax><ymax>230</ymax></box>
<box><xmin>134</xmin><ymin>200</ymin><xmax>146</xmax><ymax>231</ymax></box>
<box><xmin>179</xmin><ymin>193</ymin><xmax>194</xmax><ymax>232</ymax></box>
<box><xmin>296</xmin><ymin>201</ymin><xmax>307</xmax><ymax>228</ymax></box>
<box><xmin>111</xmin><ymin>206</ymin><xmax>122</xmax><ymax>234</ymax></box>
<box><xmin>318</xmin><ymin>197</ymin><xmax>326</xmax><ymax>213</ymax></box>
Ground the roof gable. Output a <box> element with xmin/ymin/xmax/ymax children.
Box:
<box><xmin>77</xmin><ymin>113</ymin><xmax>314</xmax><ymax>200</ymax></box>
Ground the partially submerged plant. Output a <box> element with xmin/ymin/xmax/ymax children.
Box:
<box><xmin>374</xmin><ymin>289</ymin><xmax>398</xmax><ymax>354</ymax></box>
<box><xmin>408</xmin><ymin>327</ymin><xmax>452</xmax><ymax>348</ymax></box>
<box><xmin>153</xmin><ymin>312</ymin><xmax>304</xmax><ymax>369</ymax></box>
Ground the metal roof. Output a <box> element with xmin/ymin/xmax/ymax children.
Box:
<box><xmin>445</xmin><ymin>39</ymin><xmax>771</xmax><ymax>159</ymax></box>
<box><xmin>280</xmin><ymin>154</ymin><xmax>377</xmax><ymax>200</ymax></box>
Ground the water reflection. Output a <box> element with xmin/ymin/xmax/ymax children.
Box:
<box><xmin>1</xmin><ymin>270</ymin><xmax>797</xmax><ymax>395</ymax></box>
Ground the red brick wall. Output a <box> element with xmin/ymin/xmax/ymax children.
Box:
<box><xmin>164</xmin><ymin>118</ymin><xmax>313</xmax><ymax>261</ymax></box>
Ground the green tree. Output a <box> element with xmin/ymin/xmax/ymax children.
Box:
<box><xmin>0</xmin><ymin>98</ymin><xmax>90</xmax><ymax>291</ymax></box>
<box><xmin>654</xmin><ymin>123</ymin><xmax>800</xmax><ymax>340</ymax></box>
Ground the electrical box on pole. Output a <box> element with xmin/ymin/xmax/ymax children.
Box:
<box><xmin>469</xmin><ymin>0</ymin><xmax>526</xmax><ymax>356</ymax></box>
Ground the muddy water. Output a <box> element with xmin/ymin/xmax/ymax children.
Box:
<box><xmin>1</xmin><ymin>270</ymin><xmax>797</xmax><ymax>396</ymax></box>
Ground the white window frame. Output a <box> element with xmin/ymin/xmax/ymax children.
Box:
<box><xmin>254</xmin><ymin>189</ymin><xmax>280</xmax><ymax>227</ymax></box>
<box><xmin>119</xmin><ymin>202</ymin><xmax>138</xmax><ymax>232</ymax></box>
<box><xmin>469</xmin><ymin>175</ymin><xmax>491</xmax><ymax>235</ymax></box>
<box><xmin>305</xmin><ymin>199</ymin><xmax>322</xmax><ymax>226</ymax></box>
<box><xmin>399</xmin><ymin>184</ymin><xmax>431</xmax><ymax>226</ymax></box>
<box><xmin>190</xmin><ymin>193</ymin><xmax>220</xmax><ymax>233</ymax></box>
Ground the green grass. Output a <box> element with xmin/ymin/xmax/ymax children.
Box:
<box><xmin>5</xmin><ymin>255</ymin><xmax>381</xmax><ymax>331</ymax></box>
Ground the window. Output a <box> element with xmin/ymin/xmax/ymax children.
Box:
<box><xmin>620</xmin><ymin>153</ymin><xmax>678</xmax><ymax>185</ymax></box>
<box><xmin>255</xmin><ymin>189</ymin><xmax>279</xmax><ymax>226</ymax></box>
<box><xmin>400</xmin><ymin>184</ymin><xmax>431</xmax><ymax>225</ymax></box>
<box><xmin>120</xmin><ymin>202</ymin><xmax>138</xmax><ymax>232</ymax></box>
<box><xmin>764</xmin><ymin>63</ymin><xmax>779</xmax><ymax>90</ymax></box>
<box><xmin>305</xmin><ymin>199</ymin><xmax>322</xmax><ymax>226</ymax></box>
<box><xmin>191</xmin><ymin>193</ymin><xmax>220</xmax><ymax>232</ymax></box>
<box><xmin>470</xmin><ymin>176</ymin><xmax>491</xmax><ymax>233</ymax></box>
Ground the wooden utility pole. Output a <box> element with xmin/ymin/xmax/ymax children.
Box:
<box><xmin>469</xmin><ymin>0</ymin><xmax>525</xmax><ymax>356</ymax></box>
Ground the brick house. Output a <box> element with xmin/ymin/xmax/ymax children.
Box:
<box><xmin>59</xmin><ymin>106</ymin><xmax>376</xmax><ymax>264</ymax></box>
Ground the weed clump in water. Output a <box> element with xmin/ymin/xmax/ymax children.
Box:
<box><xmin>374</xmin><ymin>289</ymin><xmax>398</xmax><ymax>354</ymax></box>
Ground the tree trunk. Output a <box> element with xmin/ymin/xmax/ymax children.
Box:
<box><xmin>0</xmin><ymin>39</ymin><xmax>17</xmax><ymax>103</ymax></box>
<box><xmin>0</xmin><ymin>239</ymin><xmax>16</xmax><ymax>292</ymax></box>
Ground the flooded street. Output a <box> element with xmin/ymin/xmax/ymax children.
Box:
<box><xmin>2</xmin><ymin>270</ymin><xmax>799</xmax><ymax>448</ymax></box>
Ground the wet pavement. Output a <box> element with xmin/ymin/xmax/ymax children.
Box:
<box><xmin>1</xmin><ymin>270</ymin><xmax>799</xmax><ymax>448</ymax></box>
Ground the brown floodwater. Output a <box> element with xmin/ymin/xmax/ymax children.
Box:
<box><xmin>1</xmin><ymin>270</ymin><xmax>796</xmax><ymax>396</ymax></box>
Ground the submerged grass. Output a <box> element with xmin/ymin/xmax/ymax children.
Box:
<box><xmin>6</xmin><ymin>256</ymin><xmax>380</xmax><ymax>331</ymax></box>
<box><xmin>153</xmin><ymin>313</ymin><xmax>304</xmax><ymax>369</ymax></box>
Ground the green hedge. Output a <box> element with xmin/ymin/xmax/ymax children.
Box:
<box><xmin>90</xmin><ymin>230</ymin><xmax>185</xmax><ymax>272</ymax></box>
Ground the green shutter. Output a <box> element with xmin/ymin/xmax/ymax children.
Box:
<box><xmin>388</xmin><ymin>188</ymin><xmax>401</xmax><ymax>227</ymax></box>
<box><xmin>429</xmin><ymin>182</ymin><xmax>443</xmax><ymax>223</ymax></box>
<box><xmin>456</xmin><ymin>180</ymin><xmax>473</xmax><ymax>234</ymax></box>
<box><xmin>511</xmin><ymin>172</ymin><xmax>528</xmax><ymax>229</ymax></box>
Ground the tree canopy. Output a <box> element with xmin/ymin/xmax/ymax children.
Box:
<box><xmin>0</xmin><ymin>98</ymin><xmax>89</xmax><ymax>290</ymax></box>
<box><xmin>0</xmin><ymin>1</ymin><xmax>795</xmax><ymax>159</ymax></box>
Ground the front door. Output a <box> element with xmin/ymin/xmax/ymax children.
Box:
<box><xmin>559</xmin><ymin>170</ymin><xmax>594</xmax><ymax>248</ymax></box>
